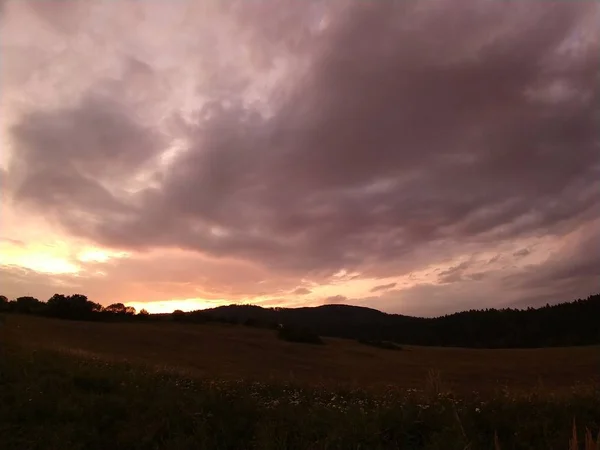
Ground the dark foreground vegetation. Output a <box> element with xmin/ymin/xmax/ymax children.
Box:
<box><xmin>2</xmin><ymin>292</ymin><xmax>599</xmax><ymax>348</ymax></box>
<box><xmin>2</xmin><ymin>314</ymin><xmax>599</xmax><ymax>449</ymax></box>
<box><xmin>1</xmin><ymin>343</ymin><xmax>599</xmax><ymax>450</ymax></box>
<box><xmin>358</xmin><ymin>339</ymin><xmax>403</xmax><ymax>351</ymax></box>
<box><xmin>277</xmin><ymin>326</ymin><xmax>324</xmax><ymax>345</ymax></box>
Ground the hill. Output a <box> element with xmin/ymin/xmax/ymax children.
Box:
<box><xmin>201</xmin><ymin>294</ymin><xmax>600</xmax><ymax>348</ymax></box>
<box><xmin>2</xmin><ymin>292</ymin><xmax>599</xmax><ymax>348</ymax></box>
<box><xmin>4</xmin><ymin>314</ymin><xmax>599</xmax><ymax>393</ymax></box>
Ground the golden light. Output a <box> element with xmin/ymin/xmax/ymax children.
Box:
<box><xmin>77</xmin><ymin>247</ymin><xmax>128</xmax><ymax>263</ymax></box>
<box><xmin>125</xmin><ymin>298</ymin><xmax>223</xmax><ymax>314</ymax></box>
<box><xmin>10</xmin><ymin>253</ymin><xmax>79</xmax><ymax>274</ymax></box>
<box><xmin>0</xmin><ymin>241</ymin><xmax>80</xmax><ymax>274</ymax></box>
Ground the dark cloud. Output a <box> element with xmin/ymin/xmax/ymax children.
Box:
<box><xmin>5</xmin><ymin>1</ymin><xmax>600</xmax><ymax>313</ymax></box>
<box><xmin>370</xmin><ymin>283</ymin><xmax>397</xmax><ymax>293</ymax></box>
<box><xmin>359</xmin><ymin>223</ymin><xmax>600</xmax><ymax>315</ymax></box>
<box><xmin>438</xmin><ymin>262</ymin><xmax>472</xmax><ymax>284</ymax></box>
<box><xmin>292</xmin><ymin>287</ymin><xmax>312</xmax><ymax>295</ymax></box>
<box><xmin>7</xmin><ymin>90</ymin><xmax>166</xmax><ymax>243</ymax></box>
<box><xmin>468</xmin><ymin>272</ymin><xmax>487</xmax><ymax>282</ymax></box>
<box><xmin>487</xmin><ymin>255</ymin><xmax>502</xmax><ymax>265</ymax></box>
<box><xmin>513</xmin><ymin>248</ymin><xmax>531</xmax><ymax>258</ymax></box>
<box><xmin>502</xmin><ymin>222</ymin><xmax>600</xmax><ymax>308</ymax></box>
<box><xmin>325</xmin><ymin>295</ymin><xmax>347</xmax><ymax>304</ymax></box>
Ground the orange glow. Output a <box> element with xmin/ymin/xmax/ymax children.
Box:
<box><xmin>125</xmin><ymin>298</ymin><xmax>223</xmax><ymax>314</ymax></box>
<box><xmin>77</xmin><ymin>248</ymin><xmax>129</xmax><ymax>263</ymax></box>
<box><xmin>0</xmin><ymin>241</ymin><xmax>80</xmax><ymax>274</ymax></box>
<box><xmin>13</xmin><ymin>254</ymin><xmax>80</xmax><ymax>274</ymax></box>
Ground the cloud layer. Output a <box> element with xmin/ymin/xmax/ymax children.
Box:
<box><xmin>1</xmin><ymin>0</ymin><xmax>599</xmax><ymax>315</ymax></box>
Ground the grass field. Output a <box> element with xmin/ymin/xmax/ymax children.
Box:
<box><xmin>1</xmin><ymin>314</ymin><xmax>599</xmax><ymax>449</ymax></box>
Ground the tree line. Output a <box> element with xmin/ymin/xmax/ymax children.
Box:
<box><xmin>198</xmin><ymin>295</ymin><xmax>600</xmax><ymax>348</ymax></box>
<box><xmin>1</xmin><ymin>292</ymin><xmax>599</xmax><ymax>348</ymax></box>
<box><xmin>0</xmin><ymin>294</ymin><xmax>147</xmax><ymax>321</ymax></box>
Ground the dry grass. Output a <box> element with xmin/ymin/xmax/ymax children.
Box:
<box><xmin>1</xmin><ymin>314</ymin><xmax>599</xmax><ymax>450</ymax></box>
<box><xmin>3</xmin><ymin>314</ymin><xmax>599</xmax><ymax>394</ymax></box>
<box><xmin>569</xmin><ymin>422</ymin><xmax>600</xmax><ymax>450</ymax></box>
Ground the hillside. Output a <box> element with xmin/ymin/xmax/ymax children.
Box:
<box><xmin>3</xmin><ymin>314</ymin><xmax>599</xmax><ymax>450</ymax></box>
<box><xmin>201</xmin><ymin>294</ymin><xmax>600</xmax><ymax>348</ymax></box>
<box><xmin>4</xmin><ymin>314</ymin><xmax>599</xmax><ymax>393</ymax></box>
<box><xmin>3</xmin><ymin>293</ymin><xmax>599</xmax><ymax>348</ymax></box>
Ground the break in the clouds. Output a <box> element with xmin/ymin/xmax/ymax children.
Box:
<box><xmin>1</xmin><ymin>0</ymin><xmax>598</xmax><ymax>315</ymax></box>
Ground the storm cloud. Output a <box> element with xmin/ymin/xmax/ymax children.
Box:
<box><xmin>1</xmin><ymin>0</ymin><xmax>598</xmax><ymax>314</ymax></box>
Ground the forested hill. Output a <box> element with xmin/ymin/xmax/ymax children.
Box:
<box><xmin>202</xmin><ymin>294</ymin><xmax>600</xmax><ymax>348</ymax></box>
<box><xmin>2</xmin><ymin>293</ymin><xmax>599</xmax><ymax>348</ymax></box>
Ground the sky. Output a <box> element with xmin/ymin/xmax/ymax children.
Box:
<box><xmin>0</xmin><ymin>0</ymin><xmax>598</xmax><ymax>316</ymax></box>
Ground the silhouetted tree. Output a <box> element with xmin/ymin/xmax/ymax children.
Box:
<box><xmin>99</xmin><ymin>302</ymin><xmax>135</xmax><ymax>321</ymax></box>
<box><xmin>15</xmin><ymin>296</ymin><xmax>44</xmax><ymax>314</ymax></box>
<box><xmin>46</xmin><ymin>294</ymin><xmax>102</xmax><ymax>320</ymax></box>
<box><xmin>105</xmin><ymin>303</ymin><xmax>127</xmax><ymax>314</ymax></box>
<box><xmin>172</xmin><ymin>310</ymin><xmax>186</xmax><ymax>322</ymax></box>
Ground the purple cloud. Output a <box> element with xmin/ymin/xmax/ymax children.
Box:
<box><xmin>3</xmin><ymin>0</ymin><xmax>599</xmax><ymax>314</ymax></box>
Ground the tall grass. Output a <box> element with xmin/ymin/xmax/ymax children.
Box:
<box><xmin>569</xmin><ymin>422</ymin><xmax>600</xmax><ymax>450</ymax></box>
<box><xmin>1</xmin><ymin>344</ymin><xmax>598</xmax><ymax>450</ymax></box>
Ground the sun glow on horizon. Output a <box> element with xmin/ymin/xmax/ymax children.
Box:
<box><xmin>125</xmin><ymin>298</ymin><xmax>224</xmax><ymax>314</ymax></box>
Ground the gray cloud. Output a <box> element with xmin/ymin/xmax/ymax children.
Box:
<box><xmin>292</xmin><ymin>287</ymin><xmax>312</xmax><ymax>296</ymax></box>
<box><xmin>438</xmin><ymin>262</ymin><xmax>472</xmax><ymax>284</ymax></box>
<box><xmin>325</xmin><ymin>295</ymin><xmax>347</xmax><ymax>305</ymax></box>
<box><xmin>502</xmin><ymin>221</ymin><xmax>600</xmax><ymax>308</ymax></box>
<box><xmin>361</xmin><ymin>222</ymin><xmax>600</xmax><ymax>316</ymax></box>
<box><xmin>7</xmin><ymin>90</ymin><xmax>166</xmax><ymax>244</ymax></box>
<box><xmin>370</xmin><ymin>283</ymin><xmax>397</xmax><ymax>293</ymax></box>
<box><xmin>3</xmin><ymin>1</ymin><xmax>600</xmax><ymax>314</ymax></box>
<box><xmin>513</xmin><ymin>248</ymin><xmax>531</xmax><ymax>258</ymax></box>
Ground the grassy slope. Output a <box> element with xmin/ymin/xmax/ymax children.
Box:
<box><xmin>4</xmin><ymin>315</ymin><xmax>599</xmax><ymax>393</ymax></box>
<box><xmin>1</xmin><ymin>315</ymin><xmax>599</xmax><ymax>450</ymax></box>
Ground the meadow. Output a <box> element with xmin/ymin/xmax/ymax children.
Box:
<box><xmin>1</xmin><ymin>314</ymin><xmax>599</xmax><ymax>449</ymax></box>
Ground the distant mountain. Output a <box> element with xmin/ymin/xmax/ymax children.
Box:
<box><xmin>202</xmin><ymin>294</ymin><xmax>600</xmax><ymax>348</ymax></box>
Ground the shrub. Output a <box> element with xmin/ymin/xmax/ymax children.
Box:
<box><xmin>357</xmin><ymin>338</ymin><xmax>402</xmax><ymax>351</ymax></box>
<box><xmin>172</xmin><ymin>310</ymin><xmax>187</xmax><ymax>322</ymax></box>
<box><xmin>277</xmin><ymin>326</ymin><xmax>324</xmax><ymax>345</ymax></box>
<box><xmin>244</xmin><ymin>318</ymin><xmax>280</xmax><ymax>329</ymax></box>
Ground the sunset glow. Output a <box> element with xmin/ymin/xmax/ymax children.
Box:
<box><xmin>8</xmin><ymin>253</ymin><xmax>80</xmax><ymax>275</ymax></box>
<box><xmin>125</xmin><ymin>299</ymin><xmax>223</xmax><ymax>315</ymax></box>
<box><xmin>0</xmin><ymin>0</ymin><xmax>598</xmax><ymax>316</ymax></box>
<box><xmin>77</xmin><ymin>248</ymin><xmax>129</xmax><ymax>263</ymax></box>
<box><xmin>0</xmin><ymin>241</ymin><xmax>80</xmax><ymax>274</ymax></box>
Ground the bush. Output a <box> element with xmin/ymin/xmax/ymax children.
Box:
<box><xmin>277</xmin><ymin>326</ymin><xmax>324</xmax><ymax>345</ymax></box>
<box><xmin>171</xmin><ymin>310</ymin><xmax>187</xmax><ymax>322</ymax></box>
<box><xmin>244</xmin><ymin>318</ymin><xmax>280</xmax><ymax>329</ymax></box>
<box><xmin>358</xmin><ymin>339</ymin><xmax>402</xmax><ymax>351</ymax></box>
